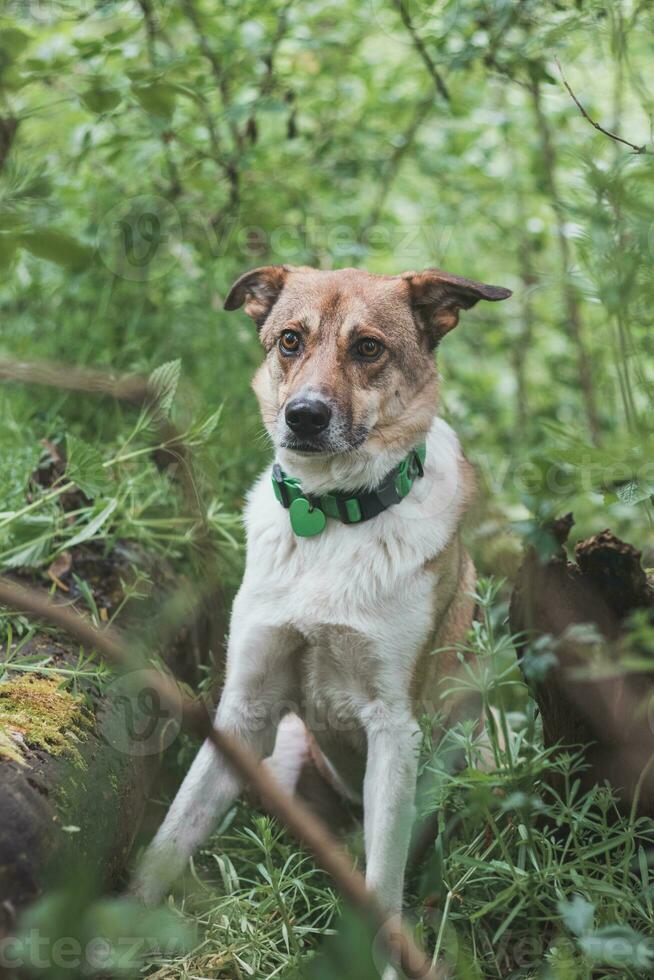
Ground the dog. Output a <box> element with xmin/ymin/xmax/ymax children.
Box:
<box><xmin>132</xmin><ymin>264</ymin><xmax>511</xmax><ymax>919</ymax></box>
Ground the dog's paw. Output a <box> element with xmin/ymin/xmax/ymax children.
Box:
<box><xmin>126</xmin><ymin>872</ymin><xmax>164</xmax><ymax>908</ymax></box>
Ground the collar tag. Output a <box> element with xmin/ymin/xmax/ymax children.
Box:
<box><xmin>289</xmin><ymin>497</ymin><xmax>327</xmax><ymax>537</ymax></box>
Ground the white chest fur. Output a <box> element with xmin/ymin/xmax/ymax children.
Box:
<box><xmin>239</xmin><ymin>418</ymin><xmax>468</xmax><ymax>742</ymax></box>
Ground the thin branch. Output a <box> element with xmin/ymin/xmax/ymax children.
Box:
<box><xmin>136</xmin><ymin>0</ymin><xmax>159</xmax><ymax>63</ymax></box>
<box><xmin>244</xmin><ymin>0</ymin><xmax>294</xmax><ymax>140</ymax></box>
<box><xmin>0</xmin><ymin>358</ymin><xmax>147</xmax><ymax>402</ymax></box>
<box><xmin>136</xmin><ymin>0</ymin><xmax>183</xmax><ymax>198</ymax></box>
<box><xmin>529</xmin><ymin>78</ymin><xmax>602</xmax><ymax>445</ymax></box>
<box><xmin>180</xmin><ymin>0</ymin><xmax>242</xmax><ymax>213</ymax></box>
<box><xmin>391</xmin><ymin>0</ymin><xmax>449</xmax><ymax>103</ymax></box>
<box><xmin>0</xmin><ymin>575</ymin><xmax>442</xmax><ymax>980</ymax></box>
<box><xmin>0</xmin><ymin>116</ymin><xmax>18</xmax><ymax>173</ymax></box>
<box><xmin>360</xmin><ymin>92</ymin><xmax>433</xmax><ymax>236</ymax></box>
<box><xmin>555</xmin><ymin>57</ymin><xmax>647</xmax><ymax>154</ymax></box>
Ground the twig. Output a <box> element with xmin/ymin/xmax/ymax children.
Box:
<box><xmin>0</xmin><ymin>576</ymin><xmax>442</xmax><ymax>980</ymax></box>
<box><xmin>0</xmin><ymin>358</ymin><xmax>147</xmax><ymax>402</ymax></box>
<box><xmin>391</xmin><ymin>0</ymin><xmax>449</xmax><ymax>103</ymax></box>
<box><xmin>244</xmin><ymin>1</ymin><xmax>294</xmax><ymax>141</ymax></box>
<box><xmin>136</xmin><ymin>0</ymin><xmax>183</xmax><ymax>198</ymax></box>
<box><xmin>179</xmin><ymin>0</ymin><xmax>243</xmax><ymax>213</ymax></box>
<box><xmin>555</xmin><ymin>57</ymin><xmax>647</xmax><ymax>154</ymax></box>
<box><xmin>0</xmin><ymin>116</ymin><xmax>18</xmax><ymax>173</ymax></box>
<box><xmin>360</xmin><ymin>93</ymin><xmax>433</xmax><ymax>236</ymax></box>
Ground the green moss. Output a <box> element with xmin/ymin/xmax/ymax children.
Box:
<box><xmin>0</xmin><ymin>674</ymin><xmax>91</xmax><ymax>761</ymax></box>
<box><xmin>0</xmin><ymin>728</ymin><xmax>26</xmax><ymax>766</ymax></box>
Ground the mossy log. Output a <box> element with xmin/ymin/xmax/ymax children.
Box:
<box><xmin>0</xmin><ymin>544</ymin><xmax>223</xmax><ymax>936</ymax></box>
<box><xmin>510</xmin><ymin>516</ymin><xmax>654</xmax><ymax>817</ymax></box>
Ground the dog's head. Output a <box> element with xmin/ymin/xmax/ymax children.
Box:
<box><xmin>225</xmin><ymin>265</ymin><xmax>511</xmax><ymax>457</ymax></box>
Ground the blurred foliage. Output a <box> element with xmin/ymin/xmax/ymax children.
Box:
<box><xmin>0</xmin><ymin>0</ymin><xmax>653</xmax><ymax>572</ymax></box>
<box><xmin>2</xmin><ymin>0</ymin><xmax>654</xmax><ymax>977</ymax></box>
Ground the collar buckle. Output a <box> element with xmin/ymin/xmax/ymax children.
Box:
<box><xmin>272</xmin><ymin>463</ymin><xmax>290</xmax><ymax>508</ymax></box>
<box><xmin>409</xmin><ymin>446</ymin><xmax>425</xmax><ymax>479</ymax></box>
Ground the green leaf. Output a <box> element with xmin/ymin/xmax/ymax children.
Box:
<box><xmin>65</xmin><ymin>434</ymin><xmax>110</xmax><ymax>499</ymax></box>
<box><xmin>132</xmin><ymin>81</ymin><xmax>177</xmax><ymax>120</ymax></box>
<box><xmin>149</xmin><ymin>359</ymin><xmax>181</xmax><ymax>416</ymax></box>
<box><xmin>0</xmin><ymin>233</ymin><xmax>18</xmax><ymax>270</ymax></box>
<box><xmin>0</xmin><ymin>27</ymin><xmax>31</xmax><ymax>62</ymax></box>
<box><xmin>80</xmin><ymin>83</ymin><xmax>121</xmax><ymax>114</ymax></box>
<box><xmin>64</xmin><ymin>498</ymin><xmax>118</xmax><ymax>550</ymax></box>
<box><xmin>1</xmin><ymin>516</ymin><xmax>54</xmax><ymax>569</ymax></box>
<box><xmin>18</xmin><ymin>229</ymin><xmax>92</xmax><ymax>271</ymax></box>
<box><xmin>614</xmin><ymin>479</ymin><xmax>654</xmax><ymax>506</ymax></box>
<box><xmin>188</xmin><ymin>407</ymin><xmax>223</xmax><ymax>445</ymax></box>
<box><xmin>0</xmin><ymin>432</ymin><xmax>42</xmax><ymax>508</ymax></box>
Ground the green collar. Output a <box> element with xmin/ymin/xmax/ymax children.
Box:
<box><xmin>272</xmin><ymin>442</ymin><xmax>427</xmax><ymax>537</ymax></box>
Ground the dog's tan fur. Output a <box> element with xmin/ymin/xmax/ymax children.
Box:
<box><xmin>250</xmin><ymin>268</ymin><xmax>441</xmax><ymax>463</ymax></box>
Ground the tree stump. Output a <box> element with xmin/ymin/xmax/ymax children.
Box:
<box><xmin>510</xmin><ymin>516</ymin><xmax>654</xmax><ymax>816</ymax></box>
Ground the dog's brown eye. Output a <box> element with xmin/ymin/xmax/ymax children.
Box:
<box><xmin>355</xmin><ymin>338</ymin><xmax>384</xmax><ymax>360</ymax></box>
<box><xmin>279</xmin><ymin>330</ymin><xmax>301</xmax><ymax>355</ymax></box>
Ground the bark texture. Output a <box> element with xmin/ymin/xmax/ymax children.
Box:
<box><xmin>510</xmin><ymin>516</ymin><xmax>654</xmax><ymax>817</ymax></box>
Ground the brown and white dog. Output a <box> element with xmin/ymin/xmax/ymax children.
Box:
<box><xmin>132</xmin><ymin>264</ymin><xmax>511</xmax><ymax>922</ymax></box>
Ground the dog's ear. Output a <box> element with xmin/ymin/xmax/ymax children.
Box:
<box><xmin>224</xmin><ymin>265</ymin><xmax>290</xmax><ymax>327</ymax></box>
<box><xmin>403</xmin><ymin>268</ymin><xmax>512</xmax><ymax>347</ymax></box>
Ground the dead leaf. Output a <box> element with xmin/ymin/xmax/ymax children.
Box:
<box><xmin>47</xmin><ymin>551</ymin><xmax>72</xmax><ymax>591</ymax></box>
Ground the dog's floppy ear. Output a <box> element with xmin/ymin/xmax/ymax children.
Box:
<box><xmin>403</xmin><ymin>268</ymin><xmax>512</xmax><ymax>347</ymax></box>
<box><xmin>224</xmin><ymin>265</ymin><xmax>290</xmax><ymax>328</ymax></box>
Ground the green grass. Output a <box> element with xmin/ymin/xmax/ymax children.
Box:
<box><xmin>128</xmin><ymin>582</ymin><xmax>654</xmax><ymax>980</ymax></box>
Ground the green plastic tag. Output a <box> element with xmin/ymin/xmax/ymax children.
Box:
<box><xmin>289</xmin><ymin>497</ymin><xmax>327</xmax><ymax>537</ymax></box>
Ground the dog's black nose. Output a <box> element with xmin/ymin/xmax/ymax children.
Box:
<box><xmin>285</xmin><ymin>397</ymin><xmax>332</xmax><ymax>438</ymax></box>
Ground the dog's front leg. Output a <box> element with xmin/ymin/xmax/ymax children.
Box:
<box><xmin>362</xmin><ymin>705</ymin><xmax>421</xmax><ymax>916</ymax></box>
<box><xmin>131</xmin><ymin>605</ymin><xmax>299</xmax><ymax>905</ymax></box>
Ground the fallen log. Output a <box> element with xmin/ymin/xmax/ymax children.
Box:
<box><xmin>0</xmin><ymin>542</ymin><xmax>218</xmax><ymax>937</ymax></box>
<box><xmin>510</xmin><ymin>516</ymin><xmax>654</xmax><ymax>817</ymax></box>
